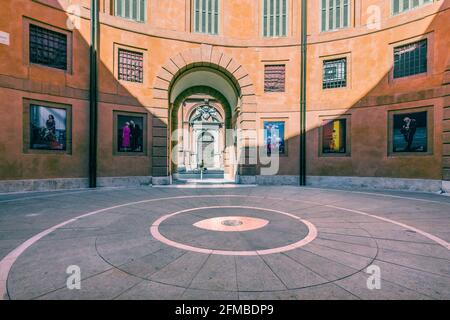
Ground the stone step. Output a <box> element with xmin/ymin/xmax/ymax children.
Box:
<box><xmin>175</xmin><ymin>172</ymin><xmax>225</xmax><ymax>179</ymax></box>
<box><xmin>173</xmin><ymin>178</ymin><xmax>235</xmax><ymax>185</ymax></box>
<box><xmin>177</xmin><ymin>169</ymin><xmax>224</xmax><ymax>174</ymax></box>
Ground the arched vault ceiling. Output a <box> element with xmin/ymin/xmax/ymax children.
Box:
<box><xmin>170</xmin><ymin>70</ymin><xmax>239</xmax><ymax>110</ymax></box>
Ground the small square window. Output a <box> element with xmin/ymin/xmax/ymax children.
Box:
<box><xmin>323</xmin><ymin>58</ymin><xmax>347</xmax><ymax>89</ymax></box>
<box><xmin>29</xmin><ymin>24</ymin><xmax>67</xmax><ymax>70</ymax></box>
<box><xmin>264</xmin><ymin>65</ymin><xmax>286</xmax><ymax>93</ymax></box>
<box><xmin>118</xmin><ymin>49</ymin><xmax>144</xmax><ymax>83</ymax></box>
<box><xmin>393</xmin><ymin>39</ymin><xmax>427</xmax><ymax>79</ymax></box>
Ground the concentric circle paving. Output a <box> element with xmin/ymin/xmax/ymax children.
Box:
<box><xmin>1</xmin><ymin>188</ymin><xmax>449</xmax><ymax>300</ymax></box>
<box><xmin>151</xmin><ymin>206</ymin><xmax>317</xmax><ymax>255</ymax></box>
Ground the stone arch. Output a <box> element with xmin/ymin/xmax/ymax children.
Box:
<box><xmin>170</xmin><ymin>86</ymin><xmax>233</xmax><ymax>177</ymax></box>
<box><xmin>172</xmin><ymin>86</ymin><xmax>232</xmax><ymax>130</ymax></box>
<box><xmin>151</xmin><ymin>45</ymin><xmax>257</xmax><ymax>184</ymax></box>
<box><xmin>152</xmin><ymin>44</ymin><xmax>256</xmax><ymax>112</ymax></box>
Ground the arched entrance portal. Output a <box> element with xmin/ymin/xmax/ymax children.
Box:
<box><xmin>173</xmin><ymin>100</ymin><xmax>225</xmax><ymax>176</ymax></box>
<box><xmin>171</xmin><ymin>85</ymin><xmax>233</xmax><ymax>181</ymax></box>
<box><xmin>192</xmin><ymin>104</ymin><xmax>222</xmax><ymax>170</ymax></box>
<box><xmin>151</xmin><ymin>46</ymin><xmax>257</xmax><ymax>185</ymax></box>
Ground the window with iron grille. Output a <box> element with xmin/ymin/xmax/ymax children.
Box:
<box><xmin>194</xmin><ymin>0</ymin><xmax>219</xmax><ymax>35</ymax></box>
<box><xmin>392</xmin><ymin>0</ymin><xmax>433</xmax><ymax>15</ymax></box>
<box><xmin>264</xmin><ymin>65</ymin><xmax>286</xmax><ymax>92</ymax></box>
<box><xmin>118</xmin><ymin>49</ymin><xmax>144</xmax><ymax>83</ymax></box>
<box><xmin>321</xmin><ymin>0</ymin><xmax>350</xmax><ymax>32</ymax></box>
<box><xmin>29</xmin><ymin>24</ymin><xmax>67</xmax><ymax>71</ymax></box>
<box><xmin>323</xmin><ymin>58</ymin><xmax>347</xmax><ymax>89</ymax></box>
<box><xmin>393</xmin><ymin>39</ymin><xmax>427</xmax><ymax>79</ymax></box>
<box><xmin>263</xmin><ymin>0</ymin><xmax>288</xmax><ymax>37</ymax></box>
<box><xmin>115</xmin><ymin>0</ymin><xmax>146</xmax><ymax>23</ymax></box>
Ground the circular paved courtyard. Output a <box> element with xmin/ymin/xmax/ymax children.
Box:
<box><xmin>0</xmin><ymin>186</ymin><xmax>449</xmax><ymax>300</ymax></box>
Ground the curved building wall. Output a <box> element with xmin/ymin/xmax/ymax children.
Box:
<box><xmin>0</xmin><ymin>0</ymin><xmax>448</xmax><ymax>192</ymax></box>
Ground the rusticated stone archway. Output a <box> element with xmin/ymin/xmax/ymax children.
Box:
<box><xmin>151</xmin><ymin>44</ymin><xmax>257</xmax><ymax>184</ymax></box>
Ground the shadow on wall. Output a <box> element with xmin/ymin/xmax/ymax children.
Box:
<box><xmin>271</xmin><ymin>0</ymin><xmax>449</xmax><ymax>188</ymax></box>
<box><xmin>0</xmin><ymin>0</ymin><xmax>448</xmax><ymax>191</ymax></box>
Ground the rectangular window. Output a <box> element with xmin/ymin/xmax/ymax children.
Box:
<box><xmin>323</xmin><ymin>58</ymin><xmax>347</xmax><ymax>89</ymax></box>
<box><xmin>23</xmin><ymin>99</ymin><xmax>72</xmax><ymax>154</ymax></box>
<box><xmin>193</xmin><ymin>0</ymin><xmax>219</xmax><ymax>35</ymax></box>
<box><xmin>264</xmin><ymin>121</ymin><xmax>286</xmax><ymax>155</ymax></box>
<box><xmin>393</xmin><ymin>39</ymin><xmax>427</xmax><ymax>79</ymax></box>
<box><xmin>321</xmin><ymin>0</ymin><xmax>350</xmax><ymax>32</ymax></box>
<box><xmin>29</xmin><ymin>24</ymin><xmax>67</xmax><ymax>70</ymax></box>
<box><xmin>114</xmin><ymin>112</ymin><xmax>147</xmax><ymax>155</ymax></box>
<box><xmin>263</xmin><ymin>0</ymin><xmax>288</xmax><ymax>37</ymax></box>
<box><xmin>264</xmin><ymin>64</ymin><xmax>286</xmax><ymax>92</ymax></box>
<box><xmin>392</xmin><ymin>0</ymin><xmax>432</xmax><ymax>15</ymax></box>
<box><xmin>392</xmin><ymin>111</ymin><xmax>428</xmax><ymax>153</ymax></box>
<box><xmin>322</xmin><ymin>119</ymin><xmax>347</xmax><ymax>154</ymax></box>
<box><xmin>115</xmin><ymin>0</ymin><xmax>146</xmax><ymax>22</ymax></box>
<box><xmin>29</xmin><ymin>104</ymin><xmax>67</xmax><ymax>151</ymax></box>
<box><xmin>118</xmin><ymin>49</ymin><xmax>144</xmax><ymax>83</ymax></box>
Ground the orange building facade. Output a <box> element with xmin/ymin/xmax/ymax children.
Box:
<box><xmin>0</xmin><ymin>0</ymin><xmax>449</xmax><ymax>192</ymax></box>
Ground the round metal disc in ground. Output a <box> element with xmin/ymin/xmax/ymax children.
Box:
<box><xmin>222</xmin><ymin>219</ymin><xmax>243</xmax><ymax>226</ymax></box>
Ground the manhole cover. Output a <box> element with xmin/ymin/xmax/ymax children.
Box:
<box><xmin>221</xmin><ymin>219</ymin><xmax>243</xmax><ymax>227</ymax></box>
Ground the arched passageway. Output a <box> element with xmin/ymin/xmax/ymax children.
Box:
<box><xmin>151</xmin><ymin>46</ymin><xmax>257</xmax><ymax>184</ymax></box>
<box><xmin>170</xmin><ymin>75</ymin><xmax>236</xmax><ymax>181</ymax></box>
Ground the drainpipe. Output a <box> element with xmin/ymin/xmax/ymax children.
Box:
<box><xmin>299</xmin><ymin>0</ymin><xmax>307</xmax><ymax>186</ymax></box>
<box><xmin>89</xmin><ymin>0</ymin><xmax>99</xmax><ymax>188</ymax></box>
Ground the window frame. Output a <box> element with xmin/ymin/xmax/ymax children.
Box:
<box><xmin>260</xmin><ymin>117</ymin><xmax>289</xmax><ymax>157</ymax></box>
<box><xmin>192</xmin><ymin>0</ymin><xmax>220</xmax><ymax>35</ymax></box>
<box><xmin>389</xmin><ymin>33</ymin><xmax>433</xmax><ymax>83</ymax></box>
<box><xmin>23</xmin><ymin>18</ymin><xmax>73</xmax><ymax>74</ymax></box>
<box><xmin>320</xmin><ymin>0</ymin><xmax>352</xmax><ymax>33</ymax></box>
<box><xmin>114</xmin><ymin>43</ymin><xmax>148</xmax><ymax>87</ymax></box>
<box><xmin>393</xmin><ymin>39</ymin><xmax>428</xmax><ymax>80</ymax></box>
<box><xmin>263</xmin><ymin>63</ymin><xmax>287</xmax><ymax>93</ymax></box>
<box><xmin>322</xmin><ymin>57</ymin><xmax>347</xmax><ymax>89</ymax></box>
<box><xmin>387</xmin><ymin>106</ymin><xmax>434</xmax><ymax>157</ymax></box>
<box><xmin>391</xmin><ymin>0</ymin><xmax>433</xmax><ymax>16</ymax></box>
<box><xmin>262</xmin><ymin>0</ymin><xmax>289</xmax><ymax>38</ymax></box>
<box><xmin>318</xmin><ymin>114</ymin><xmax>351</xmax><ymax>157</ymax></box>
<box><xmin>320</xmin><ymin>52</ymin><xmax>352</xmax><ymax>91</ymax></box>
<box><xmin>113</xmin><ymin>110</ymin><xmax>148</xmax><ymax>157</ymax></box>
<box><xmin>118</xmin><ymin>48</ymin><xmax>144</xmax><ymax>84</ymax></box>
<box><xmin>22</xmin><ymin>98</ymin><xmax>72</xmax><ymax>155</ymax></box>
<box><xmin>114</xmin><ymin>0</ymin><xmax>147</xmax><ymax>23</ymax></box>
